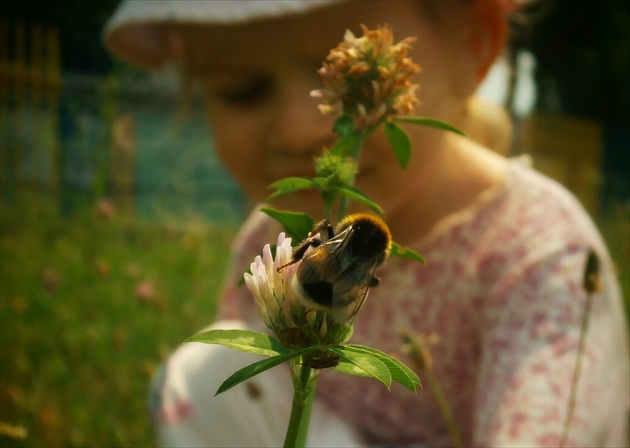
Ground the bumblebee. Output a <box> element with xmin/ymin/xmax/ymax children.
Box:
<box><xmin>279</xmin><ymin>213</ymin><xmax>392</xmax><ymax>314</ymax></box>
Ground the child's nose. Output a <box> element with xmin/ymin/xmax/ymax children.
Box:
<box><xmin>265</xmin><ymin>80</ymin><xmax>334</xmax><ymax>156</ymax></box>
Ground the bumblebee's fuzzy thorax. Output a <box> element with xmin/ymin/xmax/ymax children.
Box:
<box><xmin>336</xmin><ymin>214</ymin><xmax>392</xmax><ymax>261</ymax></box>
<box><xmin>281</xmin><ymin>213</ymin><xmax>392</xmax><ymax>317</ymax></box>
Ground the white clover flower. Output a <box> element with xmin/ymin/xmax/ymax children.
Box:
<box><xmin>243</xmin><ymin>231</ymin><xmax>356</xmax><ymax>349</ymax></box>
<box><xmin>243</xmin><ymin>232</ymin><xmax>298</xmax><ymax>331</ymax></box>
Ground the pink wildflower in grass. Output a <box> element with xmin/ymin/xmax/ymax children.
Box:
<box><xmin>135</xmin><ymin>280</ymin><xmax>155</xmax><ymax>301</ymax></box>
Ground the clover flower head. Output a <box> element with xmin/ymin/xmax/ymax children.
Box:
<box><xmin>311</xmin><ymin>24</ymin><xmax>421</xmax><ymax>130</ymax></box>
<box><xmin>243</xmin><ymin>232</ymin><xmax>356</xmax><ymax>349</ymax></box>
<box><xmin>243</xmin><ymin>232</ymin><xmax>298</xmax><ymax>331</ymax></box>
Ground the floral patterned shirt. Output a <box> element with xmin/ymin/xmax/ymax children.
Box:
<box><xmin>218</xmin><ymin>160</ymin><xmax>629</xmax><ymax>447</ymax></box>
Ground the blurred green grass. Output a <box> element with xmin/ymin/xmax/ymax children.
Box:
<box><xmin>0</xmin><ymin>194</ymin><xmax>235</xmax><ymax>447</ymax></box>
<box><xmin>0</xmin><ymin>194</ymin><xmax>627</xmax><ymax>447</ymax></box>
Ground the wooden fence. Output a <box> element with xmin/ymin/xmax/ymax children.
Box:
<box><xmin>1</xmin><ymin>18</ymin><xmax>62</xmax><ymax>196</ymax></box>
<box><xmin>0</xmin><ymin>18</ymin><xmax>245</xmax><ymax>222</ymax></box>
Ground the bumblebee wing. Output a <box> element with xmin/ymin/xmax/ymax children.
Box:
<box><xmin>296</xmin><ymin>248</ymin><xmax>343</xmax><ymax>309</ymax></box>
<box><xmin>295</xmin><ymin>226</ymin><xmax>352</xmax><ymax>285</ymax></box>
<box><xmin>300</xmin><ymin>225</ymin><xmax>357</xmax><ymax>270</ymax></box>
<box><xmin>319</xmin><ymin>226</ymin><xmax>353</xmax><ymax>255</ymax></box>
<box><xmin>330</xmin><ymin>258</ymin><xmax>381</xmax><ymax>319</ymax></box>
<box><xmin>296</xmin><ymin>227</ymin><xmax>370</xmax><ymax>312</ymax></box>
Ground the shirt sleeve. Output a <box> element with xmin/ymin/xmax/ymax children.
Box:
<box><xmin>473</xmin><ymin>245</ymin><xmax>629</xmax><ymax>447</ymax></box>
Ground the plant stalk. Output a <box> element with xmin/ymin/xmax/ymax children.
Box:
<box><xmin>284</xmin><ymin>362</ymin><xmax>318</xmax><ymax>448</ymax></box>
<box><xmin>402</xmin><ymin>331</ymin><xmax>463</xmax><ymax>448</ymax></box>
<box><xmin>560</xmin><ymin>289</ymin><xmax>595</xmax><ymax>447</ymax></box>
<box><xmin>338</xmin><ymin>131</ymin><xmax>367</xmax><ymax>220</ymax></box>
<box><xmin>425</xmin><ymin>366</ymin><xmax>463</xmax><ymax>448</ymax></box>
<box><xmin>560</xmin><ymin>251</ymin><xmax>600</xmax><ymax>447</ymax></box>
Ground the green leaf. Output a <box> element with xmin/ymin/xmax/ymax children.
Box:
<box><xmin>333</xmin><ymin>115</ymin><xmax>355</xmax><ymax>139</ymax></box>
<box><xmin>334</xmin><ymin>360</ymin><xmax>375</xmax><ymax>377</ymax></box>
<box><xmin>394</xmin><ymin>116</ymin><xmax>466</xmax><ymax>137</ymax></box>
<box><xmin>216</xmin><ymin>347</ymin><xmax>315</xmax><ymax>395</ymax></box>
<box><xmin>328</xmin><ymin>345</ymin><xmax>392</xmax><ymax>389</ymax></box>
<box><xmin>391</xmin><ymin>242</ymin><xmax>426</xmax><ymax>264</ymax></box>
<box><xmin>344</xmin><ymin>345</ymin><xmax>422</xmax><ymax>393</ymax></box>
<box><xmin>384</xmin><ymin>121</ymin><xmax>412</xmax><ymax>170</ymax></box>
<box><xmin>329</xmin><ymin>186</ymin><xmax>384</xmax><ymax>215</ymax></box>
<box><xmin>268</xmin><ymin>177</ymin><xmax>316</xmax><ymax>190</ymax></box>
<box><xmin>185</xmin><ymin>329</ymin><xmax>290</xmax><ymax>358</ymax></box>
<box><xmin>266</xmin><ymin>177</ymin><xmax>316</xmax><ymax>201</ymax></box>
<box><xmin>260</xmin><ymin>208</ymin><xmax>314</xmax><ymax>242</ymax></box>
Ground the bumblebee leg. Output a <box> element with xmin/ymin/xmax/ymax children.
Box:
<box><xmin>278</xmin><ymin>221</ymin><xmax>333</xmax><ymax>272</ymax></box>
<box><xmin>311</xmin><ymin>220</ymin><xmax>334</xmax><ymax>240</ymax></box>
<box><xmin>324</xmin><ymin>222</ymin><xmax>334</xmax><ymax>239</ymax></box>
<box><xmin>277</xmin><ymin>249</ymin><xmax>304</xmax><ymax>271</ymax></box>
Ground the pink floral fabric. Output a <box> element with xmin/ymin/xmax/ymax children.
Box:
<box><xmin>216</xmin><ymin>160</ymin><xmax>629</xmax><ymax>447</ymax></box>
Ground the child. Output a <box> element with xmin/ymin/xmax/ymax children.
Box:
<box><xmin>104</xmin><ymin>1</ymin><xmax>629</xmax><ymax>446</ymax></box>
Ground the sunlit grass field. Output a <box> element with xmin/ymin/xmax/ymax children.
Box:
<box><xmin>0</xmin><ymin>194</ymin><xmax>236</xmax><ymax>447</ymax></box>
<box><xmin>0</xmin><ymin>193</ymin><xmax>628</xmax><ymax>447</ymax></box>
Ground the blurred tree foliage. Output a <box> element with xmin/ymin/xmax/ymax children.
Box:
<box><xmin>518</xmin><ymin>0</ymin><xmax>630</xmax><ymax>125</ymax></box>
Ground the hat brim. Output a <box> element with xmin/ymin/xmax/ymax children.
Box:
<box><xmin>103</xmin><ymin>0</ymin><xmax>342</xmax><ymax>70</ymax></box>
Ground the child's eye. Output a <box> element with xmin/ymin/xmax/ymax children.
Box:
<box><xmin>217</xmin><ymin>78</ymin><xmax>273</xmax><ymax>106</ymax></box>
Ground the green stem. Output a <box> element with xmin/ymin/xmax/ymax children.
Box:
<box><xmin>296</xmin><ymin>375</ymin><xmax>317</xmax><ymax>446</ymax></box>
<box><xmin>560</xmin><ymin>290</ymin><xmax>594</xmax><ymax>447</ymax></box>
<box><xmin>338</xmin><ymin>131</ymin><xmax>367</xmax><ymax>220</ymax></box>
<box><xmin>284</xmin><ymin>362</ymin><xmax>318</xmax><ymax>448</ymax></box>
<box><xmin>402</xmin><ymin>331</ymin><xmax>462</xmax><ymax>448</ymax></box>
<box><xmin>425</xmin><ymin>367</ymin><xmax>463</xmax><ymax>448</ymax></box>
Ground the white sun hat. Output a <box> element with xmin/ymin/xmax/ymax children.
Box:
<box><xmin>103</xmin><ymin>0</ymin><xmax>343</xmax><ymax>70</ymax></box>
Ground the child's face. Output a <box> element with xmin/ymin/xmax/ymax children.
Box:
<box><xmin>182</xmin><ymin>1</ymin><xmax>472</xmax><ymax>220</ymax></box>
